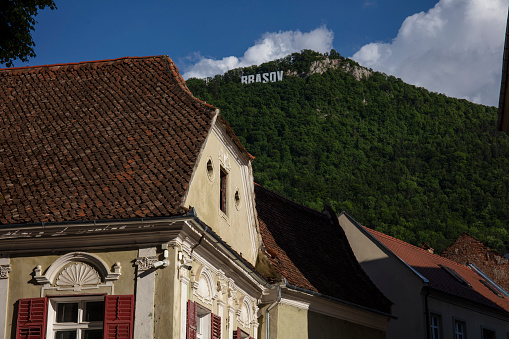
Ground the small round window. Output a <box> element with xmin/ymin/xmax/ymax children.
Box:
<box><xmin>234</xmin><ymin>188</ymin><xmax>241</xmax><ymax>210</ymax></box>
<box><xmin>206</xmin><ymin>158</ymin><xmax>214</xmax><ymax>181</ymax></box>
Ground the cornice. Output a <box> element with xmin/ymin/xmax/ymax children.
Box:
<box><xmin>0</xmin><ymin>217</ymin><xmax>193</xmax><ymax>254</ymax></box>
<box><xmin>281</xmin><ymin>288</ymin><xmax>391</xmax><ymax>331</ymax></box>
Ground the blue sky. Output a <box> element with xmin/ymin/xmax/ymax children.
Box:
<box><xmin>5</xmin><ymin>0</ymin><xmax>508</xmax><ymax>106</ymax></box>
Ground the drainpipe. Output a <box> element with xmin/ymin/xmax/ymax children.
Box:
<box><xmin>266</xmin><ymin>284</ymin><xmax>281</xmax><ymax>339</ymax></box>
<box><xmin>424</xmin><ymin>285</ymin><xmax>430</xmax><ymax>339</ymax></box>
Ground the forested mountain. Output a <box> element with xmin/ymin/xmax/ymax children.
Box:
<box><xmin>186</xmin><ymin>50</ymin><xmax>509</xmax><ymax>253</ymax></box>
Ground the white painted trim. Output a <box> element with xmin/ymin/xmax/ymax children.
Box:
<box><xmin>134</xmin><ymin>247</ymin><xmax>156</xmax><ymax>339</ymax></box>
<box><xmin>228</xmin><ymin>306</ymin><xmax>235</xmax><ymax>339</ymax></box>
<box><xmin>282</xmin><ymin>289</ymin><xmax>390</xmax><ymax>331</ymax></box>
<box><xmin>194</xmin><ymin>267</ymin><xmax>215</xmax><ymax>306</ymax></box>
<box><xmin>279</xmin><ymin>297</ymin><xmax>310</xmax><ymax>310</ymax></box>
<box><xmin>180</xmin><ymin>277</ymin><xmax>190</xmax><ymax>339</ymax></box>
<box><xmin>0</xmin><ymin>256</ymin><xmax>9</xmax><ymax>339</ymax></box>
<box><xmin>34</xmin><ymin>251</ymin><xmax>120</xmax><ymax>285</ymax></box>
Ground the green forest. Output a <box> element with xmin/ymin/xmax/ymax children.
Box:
<box><xmin>187</xmin><ymin>50</ymin><xmax>509</xmax><ymax>253</ymax></box>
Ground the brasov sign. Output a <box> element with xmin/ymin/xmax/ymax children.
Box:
<box><xmin>241</xmin><ymin>71</ymin><xmax>284</xmax><ymax>84</ymax></box>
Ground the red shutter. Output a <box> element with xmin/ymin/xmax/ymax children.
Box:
<box><xmin>16</xmin><ymin>297</ymin><xmax>48</xmax><ymax>339</ymax></box>
<box><xmin>104</xmin><ymin>295</ymin><xmax>134</xmax><ymax>339</ymax></box>
<box><xmin>211</xmin><ymin>313</ymin><xmax>221</xmax><ymax>339</ymax></box>
<box><xmin>186</xmin><ymin>300</ymin><xmax>197</xmax><ymax>339</ymax></box>
<box><xmin>233</xmin><ymin>327</ymin><xmax>241</xmax><ymax>339</ymax></box>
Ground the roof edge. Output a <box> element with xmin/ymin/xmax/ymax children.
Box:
<box><xmin>284</xmin><ymin>282</ymin><xmax>396</xmax><ymax>319</ymax></box>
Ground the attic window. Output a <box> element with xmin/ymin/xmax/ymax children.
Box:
<box><xmin>234</xmin><ymin>188</ymin><xmax>241</xmax><ymax>210</ymax></box>
<box><xmin>206</xmin><ymin>159</ymin><xmax>214</xmax><ymax>181</ymax></box>
<box><xmin>220</xmin><ymin>168</ymin><xmax>227</xmax><ymax>214</ymax></box>
<box><xmin>438</xmin><ymin>264</ymin><xmax>471</xmax><ymax>288</ymax></box>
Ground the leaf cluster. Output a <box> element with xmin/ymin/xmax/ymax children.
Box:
<box><xmin>0</xmin><ymin>0</ymin><xmax>56</xmax><ymax>67</ymax></box>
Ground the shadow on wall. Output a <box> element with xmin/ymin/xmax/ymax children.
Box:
<box><xmin>307</xmin><ymin>310</ymin><xmax>385</xmax><ymax>339</ymax></box>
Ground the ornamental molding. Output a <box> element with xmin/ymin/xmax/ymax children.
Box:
<box><xmin>0</xmin><ymin>265</ymin><xmax>11</xmax><ymax>279</ymax></box>
<box><xmin>236</xmin><ymin>297</ymin><xmax>254</xmax><ymax>329</ymax></box>
<box><xmin>34</xmin><ymin>252</ymin><xmax>121</xmax><ymax>285</ymax></box>
<box><xmin>218</xmin><ymin>149</ymin><xmax>232</xmax><ymax>171</ymax></box>
<box><xmin>193</xmin><ymin>267</ymin><xmax>215</xmax><ymax>306</ymax></box>
<box><xmin>56</xmin><ymin>263</ymin><xmax>101</xmax><ymax>291</ymax></box>
<box><xmin>135</xmin><ymin>256</ymin><xmax>158</xmax><ymax>271</ymax></box>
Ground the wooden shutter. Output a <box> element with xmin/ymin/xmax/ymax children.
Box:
<box><xmin>16</xmin><ymin>298</ymin><xmax>48</xmax><ymax>339</ymax></box>
<box><xmin>233</xmin><ymin>327</ymin><xmax>241</xmax><ymax>339</ymax></box>
<box><xmin>186</xmin><ymin>300</ymin><xmax>197</xmax><ymax>339</ymax></box>
<box><xmin>104</xmin><ymin>295</ymin><xmax>134</xmax><ymax>339</ymax></box>
<box><xmin>211</xmin><ymin>313</ymin><xmax>221</xmax><ymax>339</ymax></box>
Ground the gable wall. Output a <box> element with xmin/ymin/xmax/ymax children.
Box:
<box><xmin>184</xmin><ymin>122</ymin><xmax>259</xmax><ymax>266</ymax></box>
<box><xmin>338</xmin><ymin>214</ymin><xmax>425</xmax><ymax>339</ymax></box>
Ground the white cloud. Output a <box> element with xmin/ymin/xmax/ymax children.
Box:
<box><xmin>183</xmin><ymin>26</ymin><xmax>334</xmax><ymax>79</ymax></box>
<box><xmin>352</xmin><ymin>0</ymin><xmax>507</xmax><ymax>106</ymax></box>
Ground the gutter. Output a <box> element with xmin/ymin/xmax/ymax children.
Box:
<box><xmin>424</xmin><ymin>285</ymin><xmax>431</xmax><ymax>339</ymax></box>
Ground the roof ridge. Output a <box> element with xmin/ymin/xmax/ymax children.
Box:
<box><xmin>254</xmin><ymin>183</ymin><xmax>326</xmax><ymax>218</ymax></box>
<box><xmin>161</xmin><ymin>56</ymin><xmax>215</xmax><ymax>109</ymax></box>
<box><xmin>0</xmin><ymin>55</ymin><xmax>162</xmax><ymax>71</ymax></box>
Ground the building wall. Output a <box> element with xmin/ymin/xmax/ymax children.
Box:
<box><xmin>4</xmin><ymin>248</ymin><xmax>138</xmax><ymax>338</ymax></box>
<box><xmin>428</xmin><ymin>295</ymin><xmax>509</xmax><ymax>339</ymax></box>
<box><xmin>184</xmin><ymin>123</ymin><xmax>259</xmax><ymax>266</ymax></box>
<box><xmin>338</xmin><ymin>214</ymin><xmax>426</xmax><ymax>339</ymax></box>
<box><xmin>261</xmin><ymin>303</ymin><xmax>386</xmax><ymax>339</ymax></box>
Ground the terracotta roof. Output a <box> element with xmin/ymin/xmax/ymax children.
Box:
<box><xmin>255</xmin><ymin>184</ymin><xmax>392</xmax><ymax>314</ymax></box>
<box><xmin>367</xmin><ymin>228</ymin><xmax>509</xmax><ymax>313</ymax></box>
<box><xmin>0</xmin><ymin>56</ymin><xmax>218</xmax><ymax>225</ymax></box>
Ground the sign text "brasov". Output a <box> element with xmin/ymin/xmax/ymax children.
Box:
<box><xmin>241</xmin><ymin>71</ymin><xmax>284</xmax><ymax>84</ymax></box>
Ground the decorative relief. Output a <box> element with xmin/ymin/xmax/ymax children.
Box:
<box><xmin>0</xmin><ymin>265</ymin><xmax>11</xmax><ymax>279</ymax></box>
<box><xmin>56</xmin><ymin>263</ymin><xmax>100</xmax><ymax>291</ymax></box>
<box><xmin>135</xmin><ymin>256</ymin><xmax>158</xmax><ymax>271</ymax></box>
<box><xmin>34</xmin><ymin>252</ymin><xmax>121</xmax><ymax>286</ymax></box>
<box><xmin>219</xmin><ymin>149</ymin><xmax>231</xmax><ymax>171</ymax></box>
<box><xmin>236</xmin><ymin>297</ymin><xmax>253</xmax><ymax>329</ymax></box>
<box><xmin>193</xmin><ymin>268</ymin><xmax>215</xmax><ymax>305</ymax></box>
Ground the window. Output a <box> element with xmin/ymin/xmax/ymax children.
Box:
<box><xmin>454</xmin><ymin>320</ymin><xmax>466</xmax><ymax>339</ymax></box>
<box><xmin>431</xmin><ymin>314</ymin><xmax>442</xmax><ymax>339</ymax></box>
<box><xmin>220</xmin><ymin>168</ymin><xmax>227</xmax><ymax>214</ymax></box>
<box><xmin>187</xmin><ymin>300</ymin><xmax>221</xmax><ymax>339</ymax></box>
<box><xmin>196</xmin><ymin>308</ymin><xmax>211</xmax><ymax>339</ymax></box>
<box><xmin>48</xmin><ymin>297</ymin><xmax>104</xmax><ymax>339</ymax></box>
<box><xmin>16</xmin><ymin>295</ymin><xmax>134</xmax><ymax>339</ymax></box>
<box><xmin>482</xmin><ymin>327</ymin><xmax>496</xmax><ymax>339</ymax></box>
<box><xmin>233</xmin><ymin>328</ymin><xmax>253</xmax><ymax>339</ymax></box>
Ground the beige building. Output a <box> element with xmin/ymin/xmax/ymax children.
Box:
<box><xmin>339</xmin><ymin>212</ymin><xmax>509</xmax><ymax>339</ymax></box>
<box><xmin>0</xmin><ymin>56</ymin><xmax>392</xmax><ymax>339</ymax></box>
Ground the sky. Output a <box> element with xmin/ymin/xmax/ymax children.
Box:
<box><xmin>5</xmin><ymin>0</ymin><xmax>508</xmax><ymax>106</ymax></box>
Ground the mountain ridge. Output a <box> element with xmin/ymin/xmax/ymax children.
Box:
<box><xmin>187</xmin><ymin>50</ymin><xmax>509</xmax><ymax>253</ymax></box>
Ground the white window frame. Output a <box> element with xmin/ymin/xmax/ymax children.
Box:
<box><xmin>454</xmin><ymin>319</ymin><xmax>466</xmax><ymax>339</ymax></box>
<box><xmin>196</xmin><ymin>304</ymin><xmax>211</xmax><ymax>339</ymax></box>
<box><xmin>431</xmin><ymin>313</ymin><xmax>442</xmax><ymax>339</ymax></box>
<box><xmin>46</xmin><ymin>296</ymin><xmax>105</xmax><ymax>339</ymax></box>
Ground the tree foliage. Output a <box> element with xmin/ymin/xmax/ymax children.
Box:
<box><xmin>0</xmin><ymin>0</ymin><xmax>56</xmax><ymax>67</ymax></box>
<box><xmin>187</xmin><ymin>50</ymin><xmax>509</xmax><ymax>254</ymax></box>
